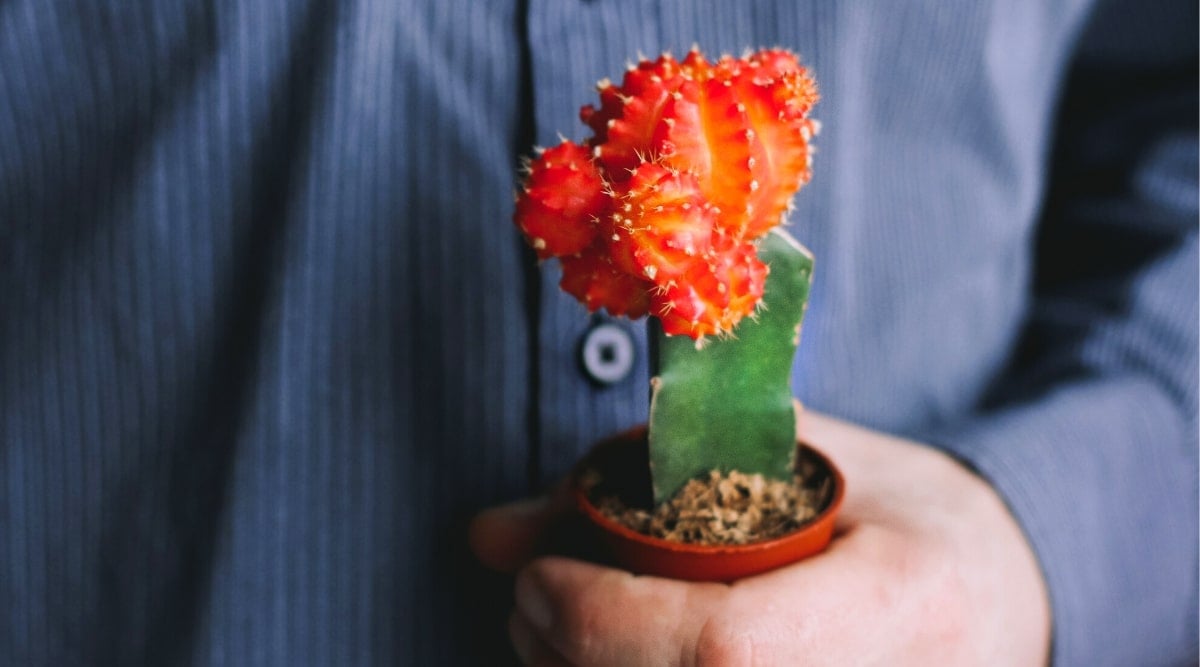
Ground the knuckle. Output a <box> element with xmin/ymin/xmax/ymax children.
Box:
<box><xmin>934</xmin><ymin>566</ymin><xmax>972</xmax><ymax>642</ymax></box>
<box><xmin>548</xmin><ymin>568</ymin><xmax>626</xmax><ymax>660</ymax></box>
<box><xmin>566</xmin><ymin>604</ymin><xmax>603</xmax><ymax>658</ymax></box>
<box><xmin>692</xmin><ymin>615</ymin><xmax>756</xmax><ymax>667</ymax></box>
<box><xmin>918</xmin><ymin>548</ymin><xmax>973</xmax><ymax>646</ymax></box>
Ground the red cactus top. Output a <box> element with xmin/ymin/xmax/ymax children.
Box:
<box><xmin>514</xmin><ymin>47</ymin><xmax>818</xmax><ymax>339</ymax></box>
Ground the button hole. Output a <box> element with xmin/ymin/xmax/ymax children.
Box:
<box><xmin>599</xmin><ymin>344</ymin><xmax>616</xmax><ymax>364</ymax></box>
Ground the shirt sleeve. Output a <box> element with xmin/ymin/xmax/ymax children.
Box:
<box><xmin>920</xmin><ymin>2</ymin><xmax>1198</xmax><ymax>664</ymax></box>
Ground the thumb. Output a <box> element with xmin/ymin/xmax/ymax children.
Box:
<box><xmin>469</xmin><ymin>482</ymin><xmax>574</xmax><ymax>573</ymax></box>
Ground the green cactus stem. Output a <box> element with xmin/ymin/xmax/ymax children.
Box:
<box><xmin>647</xmin><ymin>228</ymin><xmax>813</xmax><ymax>504</ymax></box>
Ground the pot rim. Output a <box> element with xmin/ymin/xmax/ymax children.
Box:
<box><xmin>574</xmin><ymin>429</ymin><xmax>846</xmax><ymax>556</ymax></box>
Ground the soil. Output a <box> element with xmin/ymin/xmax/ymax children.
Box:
<box><xmin>591</xmin><ymin>455</ymin><xmax>833</xmax><ymax>546</ymax></box>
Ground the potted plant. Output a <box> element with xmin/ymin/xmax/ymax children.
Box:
<box><xmin>513</xmin><ymin>47</ymin><xmax>844</xmax><ymax>581</ymax></box>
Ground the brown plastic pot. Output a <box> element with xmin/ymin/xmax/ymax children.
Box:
<box><xmin>573</xmin><ymin>426</ymin><xmax>845</xmax><ymax>582</ymax></box>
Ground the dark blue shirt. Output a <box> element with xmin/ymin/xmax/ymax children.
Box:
<box><xmin>1</xmin><ymin>0</ymin><xmax>1195</xmax><ymax>664</ymax></box>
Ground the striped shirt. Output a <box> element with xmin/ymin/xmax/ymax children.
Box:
<box><xmin>1</xmin><ymin>0</ymin><xmax>1195</xmax><ymax>664</ymax></box>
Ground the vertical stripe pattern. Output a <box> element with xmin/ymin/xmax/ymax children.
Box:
<box><xmin>0</xmin><ymin>0</ymin><xmax>1195</xmax><ymax>665</ymax></box>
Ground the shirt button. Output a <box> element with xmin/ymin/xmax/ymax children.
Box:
<box><xmin>580</xmin><ymin>322</ymin><xmax>635</xmax><ymax>385</ymax></box>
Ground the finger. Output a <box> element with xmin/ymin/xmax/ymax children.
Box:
<box><xmin>469</xmin><ymin>483</ymin><xmax>573</xmax><ymax>573</ymax></box>
<box><xmin>794</xmin><ymin>408</ymin><xmax>865</xmax><ymax>464</ymax></box>
<box><xmin>797</xmin><ymin>409</ymin><xmax>966</xmax><ymax>532</ymax></box>
<box><xmin>515</xmin><ymin>556</ymin><xmax>727</xmax><ymax>667</ymax></box>
<box><xmin>509</xmin><ymin>612</ymin><xmax>572</xmax><ymax>667</ymax></box>
<box><xmin>797</xmin><ymin>408</ymin><xmax>927</xmax><ymax>476</ymax></box>
<box><xmin>794</xmin><ymin>408</ymin><xmax>871</xmax><ymax>532</ymax></box>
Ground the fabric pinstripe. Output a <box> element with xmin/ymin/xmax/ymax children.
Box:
<box><xmin>0</xmin><ymin>0</ymin><xmax>1195</xmax><ymax>664</ymax></box>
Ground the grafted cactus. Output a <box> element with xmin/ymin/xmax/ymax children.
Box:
<box><xmin>514</xmin><ymin>47</ymin><xmax>819</xmax><ymax>503</ymax></box>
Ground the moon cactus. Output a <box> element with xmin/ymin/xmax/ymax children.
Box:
<box><xmin>515</xmin><ymin>47</ymin><xmax>820</xmax><ymax>503</ymax></box>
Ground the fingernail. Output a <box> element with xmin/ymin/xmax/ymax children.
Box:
<box><xmin>516</xmin><ymin>577</ymin><xmax>554</xmax><ymax>631</ymax></box>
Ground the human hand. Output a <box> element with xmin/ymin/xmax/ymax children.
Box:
<box><xmin>469</xmin><ymin>410</ymin><xmax>1051</xmax><ymax>666</ymax></box>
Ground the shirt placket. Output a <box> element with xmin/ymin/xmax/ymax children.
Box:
<box><xmin>524</xmin><ymin>0</ymin><xmax>662</xmax><ymax>485</ymax></box>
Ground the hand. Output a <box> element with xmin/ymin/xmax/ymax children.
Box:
<box><xmin>470</xmin><ymin>410</ymin><xmax>1051</xmax><ymax>666</ymax></box>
